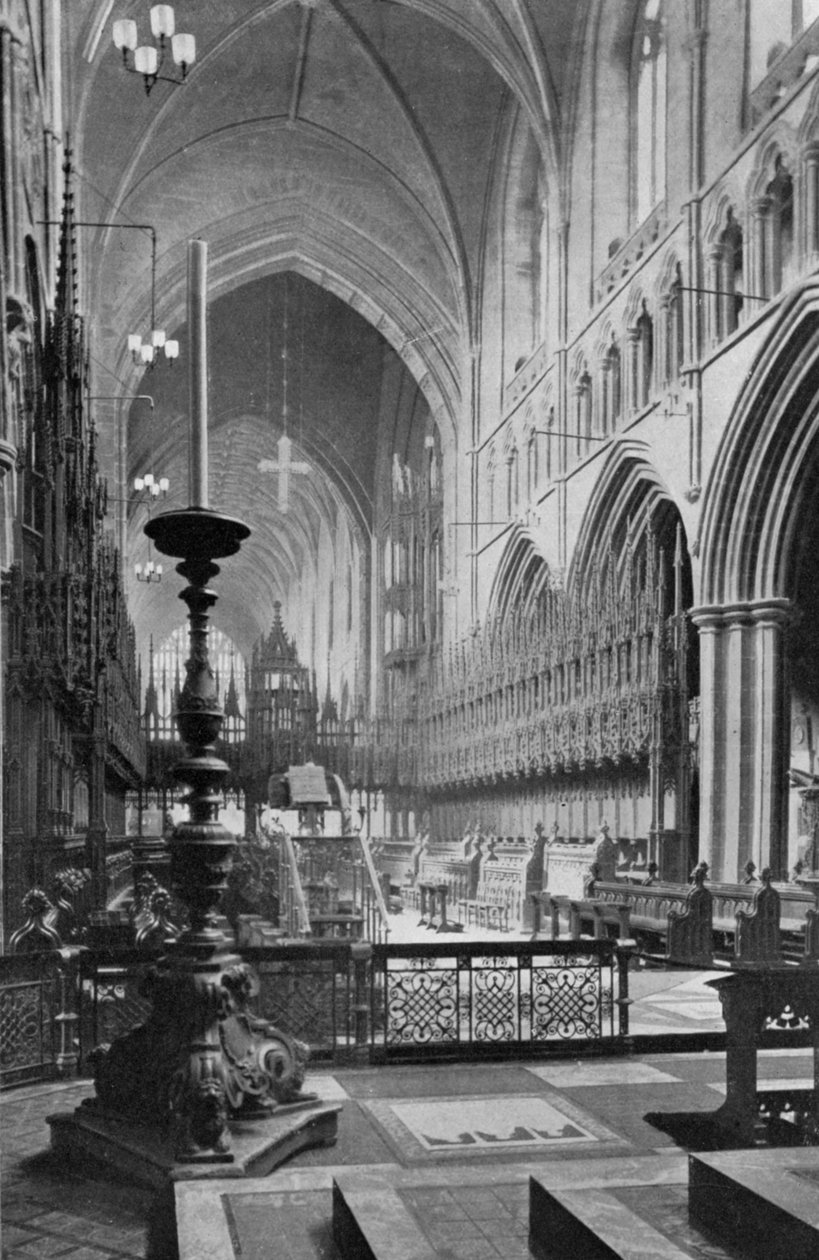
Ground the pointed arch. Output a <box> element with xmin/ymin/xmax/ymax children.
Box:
<box><xmin>568</xmin><ymin>439</ymin><xmax>690</xmax><ymax>601</ymax></box>
<box><xmin>488</xmin><ymin>526</ymin><xmax>557</xmax><ymax>622</ymax></box>
<box><xmin>699</xmin><ymin>277</ymin><xmax>819</xmax><ymax>606</ymax></box>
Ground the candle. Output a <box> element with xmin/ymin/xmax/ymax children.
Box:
<box><xmin>188</xmin><ymin>238</ymin><xmax>208</xmax><ymax>507</ymax></box>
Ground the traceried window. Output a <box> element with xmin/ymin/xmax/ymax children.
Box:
<box><xmin>749</xmin><ymin>0</ymin><xmax>819</xmax><ymax>88</ymax></box>
<box><xmin>601</xmin><ymin>339</ymin><xmax>622</xmax><ymax>433</ymax></box>
<box><xmin>149</xmin><ymin>626</ymin><xmax>246</xmax><ymax>742</ymax></box>
<box><xmin>633</xmin><ymin>0</ymin><xmax>667</xmax><ymax>224</ymax></box>
<box><xmin>487</xmin><ymin>446</ymin><xmax>497</xmax><ymax>523</ymax></box>
<box><xmin>663</xmin><ymin>265</ymin><xmax>685</xmax><ymax>380</ymax></box>
<box><xmin>506</xmin><ymin>443</ymin><xmax>519</xmax><ymax>516</ymax></box>
<box><xmin>505</xmin><ymin>124</ymin><xmax>548</xmax><ymax>372</ymax></box>
<box><xmin>718</xmin><ymin>211</ymin><xmax>744</xmax><ymax>338</ymax></box>
<box><xmin>543</xmin><ymin>405</ymin><xmax>555</xmax><ymax>481</ymax></box>
<box><xmin>573</xmin><ymin>365</ymin><xmax>593</xmax><ymax>459</ymax></box>
<box><xmin>629</xmin><ymin>303</ymin><xmax>654</xmax><ymax>412</ymax></box>
<box><xmin>767</xmin><ymin>158</ymin><xmax>795</xmax><ymax>293</ymax></box>
<box><xmin>526</xmin><ymin>429</ymin><xmax>539</xmax><ymax>499</ymax></box>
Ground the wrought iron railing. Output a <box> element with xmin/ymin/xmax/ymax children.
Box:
<box><xmin>0</xmin><ymin>952</ymin><xmax>60</xmax><ymax>1088</ymax></box>
<box><xmin>0</xmin><ymin>937</ymin><xmax>633</xmax><ymax>1087</ymax></box>
<box><xmin>76</xmin><ymin>949</ymin><xmax>154</xmax><ymax>1064</ymax></box>
<box><xmin>370</xmin><ymin>939</ymin><xmax>630</xmax><ymax>1063</ymax></box>
<box><xmin>244</xmin><ymin>942</ymin><xmax>360</xmax><ymax>1061</ymax></box>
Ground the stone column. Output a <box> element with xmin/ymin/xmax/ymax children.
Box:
<box><xmin>749</xmin><ymin>196</ymin><xmax>771</xmax><ymax>300</ymax></box>
<box><xmin>692</xmin><ymin>599</ymin><xmax>792</xmax><ymax>882</ymax></box>
<box><xmin>750</xmin><ymin>601</ymin><xmax>791</xmax><ymax>878</ymax></box>
<box><xmin>692</xmin><ymin>607</ymin><xmax>726</xmax><ymax>876</ymax></box>
<box><xmin>705</xmin><ymin>246</ymin><xmax>722</xmax><ymax>345</ymax></box>
<box><xmin>571</xmin><ymin>382</ymin><xmax>584</xmax><ymax>460</ymax></box>
<box><xmin>596</xmin><ymin>354</ymin><xmax>609</xmax><ymax>435</ymax></box>
<box><xmin>804</xmin><ymin>143</ymin><xmax>819</xmax><ymax>261</ymax></box>
<box><xmin>626</xmin><ymin>326</ymin><xmax>640</xmax><ymax>415</ymax></box>
<box><xmin>657</xmin><ymin>295</ymin><xmax>670</xmax><ymax>384</ymax></box>
<box><xmin>717</xmin><ymin>247</ymin><xmax>737</xmax><ymax>338</ymax></box>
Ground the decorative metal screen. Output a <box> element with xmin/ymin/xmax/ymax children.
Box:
<box><xmin>0</xmin><ymin>953</ymin><xmax>59</xmax><ymax>1088</ymax></box>
<box><xmin>371</xmin><ymin>940</ymin><xmax>617</xmax><ymax>1061</ymax></box>
<box><xmin>255</xmin><ymin>959</ymin><xmax>344</xmax><ymax>1057</ymax></box>
<box><xmin>76</xmin><ymin>943</ymin><xmax>361</xmax><ymax>1069</ymax></box>
<box><xmin>78</xmin><ymin>952</ymin><xmax>154</xmax><ymax>1067</ymax></box>
<box><xmin>245</xmin><ymin>944</ymin><xmax>354</xmax><ymax>1061</ymax></box>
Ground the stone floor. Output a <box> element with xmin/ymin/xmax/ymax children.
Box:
<box><xmin>4</xmin><ymin>1033</ymin><xmax>817</xmax><ymax>1259</ymax></box>
<box><xmin>0</xmin><ymin>963</ymin><xmax>799</xmax><ymax>1259</ymax></box>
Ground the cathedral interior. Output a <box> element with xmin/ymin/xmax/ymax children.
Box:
<box><xmin>6</xmin><ymin>2</ymin><xmax>819</xmax><ymax>1258</ymax></box>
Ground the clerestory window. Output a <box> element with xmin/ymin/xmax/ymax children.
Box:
<box><xmin>633</xmin><ymin>0</ymin><xmax>667</xmax><ymax>225</ymax></box>
<box><xmin>749</xmin><ymin>0</ymin><xmax>819</xmax><ymax>88</ymax></box>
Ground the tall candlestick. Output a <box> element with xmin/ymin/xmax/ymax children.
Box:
<box><xmin>188</xmin><ymin>238</ymin><xmax>209</xmax><ymax>507</ymax></box>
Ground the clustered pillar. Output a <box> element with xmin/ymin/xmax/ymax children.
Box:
<box><xmin>692</xmin><ymin>598</ymin><xmax>791</xmax><ymax>882</ymax></box>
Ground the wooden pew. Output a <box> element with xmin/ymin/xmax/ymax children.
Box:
<box><xmin>540</xmin><ymin>892</ymin><xmax>632</xmax><ymax>944</ymax></box>
<box><xmin>590</xmin><ymin>865</ymin><xmax>816</xmax><ymax>965</ymax></box>
<box><xmin>734</xmin><ymin>870</ymin><xmax>781</xmax><ymax>964</ymax></box>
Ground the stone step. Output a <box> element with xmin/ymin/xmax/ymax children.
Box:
<box><xmin>49</xmin><ymin>1098</ymin><xmax>341</xmax><ymax>1192</ymax></box>
<box><xmin>333</xmin><ymin>1173</ymin><xmax>437</xmax><ymax>1260</ymax></box>
<box><xmin>689</xmin><ymin>1148</ymin><xmax>819</xmax><ymax>1260</ymax></box>
<box><xmin>176</xmin><ymin>1156</ymin><xmax>692</xmax><ymax>1260</ymax></box>
<box><xmin>529</xmin><ymin>1178</ymin><xmax>731</xmax><ymax>1260</ymax></box>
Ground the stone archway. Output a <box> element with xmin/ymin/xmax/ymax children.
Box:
<box><xmin>697</xmin><ymin>279</ymin><xmax>819</xmax><ymax>880</ymax></box>
<box><xmin>570</xmin><ymin>442</ymin><xmax>698</xmax><ymax>879</ymax></box>
<box><xmin>487</xmin><ymin>526</ymin><xmax>555</xmax><ymax>622</ymax></box>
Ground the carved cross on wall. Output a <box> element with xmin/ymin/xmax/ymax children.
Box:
<box><xmin>257</xmin><ymin>433</ymin><xmax>310</xmax><ymax>512</ymax></box>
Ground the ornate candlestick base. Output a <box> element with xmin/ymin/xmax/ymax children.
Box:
<box><xmin>49</xmin><ymin>508</ymin><xmax>340</xmax><ymax>1178</ymax></box>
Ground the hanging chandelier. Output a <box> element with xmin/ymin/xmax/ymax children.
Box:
<box><xmin>134</xmin><ymin>472</ymin><xmax>169</xmax><ymax>498</ymax></box>
<box><xmin>133</xmin><ymin>474</ymin><xmax>169</xmax><ymax>580</ymax></box>
<box><xmin>113</xmin><ymin>6</ymin><xmax>196</xmax><ymax>95</ymax></box>
<box><xmin>122</xmin><ymin>227</ymin><xmax>179</xmax><ymax>367</ymax></box>
<box><xmin>135</xmin><ymin>556</ymin><xmax>163</xmax><ymax>583</ymax></box>
<box><xmin>128</xmin><ymin>329</ymin><xmax>179</xmax><ymax>368</ymax></box>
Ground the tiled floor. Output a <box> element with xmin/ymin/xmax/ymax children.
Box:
<box><xmin>0</xmin><ymin>968</ymin><xmax>799</xmax><ymax>1259</ymax></box>
<box><xmin>399</xmin><ymin>1181</ymin><xmax>531</xmax><ymax>1260</ymax></box>
<box><xmin>1</xmin><ymin>1081</ymin><xmax>155</xmax><ymax>1259</ymax></box>
<box><xmin>3</xmin><ymin>1042</ymin><xmax>814</xmax><ymax>1259</ymax></box>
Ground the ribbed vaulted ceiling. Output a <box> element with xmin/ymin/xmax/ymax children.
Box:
<box><xmin>65</xmin><ymin>0</ymin><xmax>579</xmax><ymax>660</ymax></box>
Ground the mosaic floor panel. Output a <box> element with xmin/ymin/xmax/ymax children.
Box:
<box><xmin>361</xmin><ymin>1091</ymin><xmax>624</xmax><ymax>1163</ymax></box>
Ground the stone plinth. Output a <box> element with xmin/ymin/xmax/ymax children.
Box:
<box><xmin>48</xmin><ymin>1098</ymin><xmax>341</xmax><ymax>1192</ymax></box>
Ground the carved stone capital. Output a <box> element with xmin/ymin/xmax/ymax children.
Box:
<box><xmin>0</xmin><ymin>438</ymin><xmax>17</xmax><ymax>476</ymax></box>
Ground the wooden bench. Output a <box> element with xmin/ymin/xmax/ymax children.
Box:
<box><xmin>541</xmin><ymin>893</ymin><xmax>632</xmax><ymax>944</ymax></box>
<box><xmin>590</xmin><ymin>866</ymin><xmax>817</xmax><ymax>966</ymax></box>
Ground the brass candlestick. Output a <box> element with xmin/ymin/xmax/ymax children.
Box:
<box><xmin>84</xmin><ymin>507</ymin><xmax>316</xmax><ymax>1162</ymax></box>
